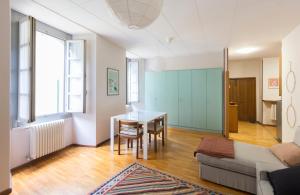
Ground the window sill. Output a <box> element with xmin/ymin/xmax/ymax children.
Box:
<box><xmin>14</xmin><ymin>113</ymin><xmax>72</xmax><ymax>129</ymax></box>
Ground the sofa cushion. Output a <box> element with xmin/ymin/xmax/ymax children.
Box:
<box><xmin>267</xmin><ymin>166</ymin><xmax>300</xmax><ymax>195</ymax></box>
<box><xmin>197</xmin><ymin>141</ymin><xmax>283</xmax><ymax>177</ymax></box>
<box><xmin>270</xmin><ymin>142</ymin><xmax>300</xmax><ymax>166</ymax></box>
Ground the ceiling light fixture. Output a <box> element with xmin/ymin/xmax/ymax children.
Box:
<box><xmin>105</xmin><ymin>0</ymin><xmax>163</xmax><ymax>30</ymax></box>
<box><xmin>236</xmin><ymin>47</ymin><xmax>259</xmax><ymax>54</ymax></box>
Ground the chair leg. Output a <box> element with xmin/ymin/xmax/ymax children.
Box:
<box><xmin>162</xmin><ymin>129</ymin><xmax>165</xmax><ymax>146</ymax></box>
<box><xmin>136</xmin><ymin>138</ymin><xmax>139</xmax><ymax>159</ymax></box>
<box><xmin>154</xmin><ymin>133</ymin><xmax>157</xmax><ymax>152</ymax></box>
<box><xmin>118</xmin><ymin>135</ymin><xmax>121</xmax><ymax>155</ymax></box>
<box><xmin>127</xmin><ymin>139</ymin><xmax>130</xmax><ymax>148</ymax></box>
<box><xmin>140</xmin><ymin>136</ymin><xmax>143</xmax><ymax>149</ymax></box>
<box><xmin>149</xmin><ymin>134</ymin><xmax>151</xmax><ymax>143</ymax></box>
<box><xmin>131</xmin><ymin>139</ymin><xmax>133</xmax><ymax>148</ymax></box>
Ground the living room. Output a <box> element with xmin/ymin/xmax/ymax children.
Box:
<box><xmin>1</xmin><ymin>0</ymin><xmax>300</xmax><ymax>195</ymax></box>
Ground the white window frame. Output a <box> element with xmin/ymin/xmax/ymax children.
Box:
<box><xmin>65</xmin><ymin>40</ymin><xmax>86</xmax><ymax>113</ymax></box>
<box><xmin>17</xmin><ymin>16</ymin><xmax>35</xmax><ymax>124</ymax></box>
<box><xmin>126</xmin><ymin>58</ymin><xmax>139</xmax><ymax>104</ymax></box>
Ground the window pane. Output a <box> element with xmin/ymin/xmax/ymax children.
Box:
<box><xmin>68</xmin><ymin>42</ymin><xmax>81</xmax><ymax>59</ymax></box>
<box><xmin>69</xmin><ymin>60</ymin><xmax>83</xmax><ymax>76</ymax></box>
<box><xmin>68</xmin><ymin>95</ymin><xmax>82</xmax><ymax>111</ymax></box>
<box><xmin>19</xmin><ymin>95</ymin><xmax>30</xmax><ymax>120</ymax></box>
<box><xmin>68</xmin><ymin>78</ymin><xmax>82</xmax><ymax>95</ymax></box>
<box><xmin>35</xmin><ymin>31</ymin><xmax>65</xmax><ymax>117</ymax></box>
<box><xmin>127</xmin><ymin>59</ymin><xmax>139</xmax><ymax>103</ymax></box>
<box><xmin>19</xmin><ymin>70</ymin><xmax>30</xmax><ymax>94</ymax></box>
<box><xmin>19</xmin><ymin>46</ymin><xmax>30</xmax><ymax>69</ymax></box>
<box><xmin>19</xmin><ymin>20</ymin><xmax>29</xmax><ymax>45</ymax></box>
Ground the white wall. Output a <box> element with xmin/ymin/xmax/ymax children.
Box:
<box><xmin>262</xmin><ymin>57</ymin><xmax>281</xmax><ymax>125</ymax></box>
<box><xmin>10</xmin><ymin>118</ymin><xmax>73</xmax><ymax>169</ymax></box>
<box><xmin>145</xmin><ymin>52</ymin><xmax>223</xmax><ymax>71</ymax></box>
<box><xmin>282</xmin><ymin>24</ymin><xmax>300</xmax><ymax>142</ymax></box>
<box><xmin>0</xmin><ymin>0</ymin><xmax>11</xmax><ymax>192</ymax></box>
<box><xmin>229</xmin><ymin>59</ymin><xmax>263</xmax><ymax>122</ymax></box>
<box><xmin>95</xmin><ymin>35</ymin><xmax>126</xmax><ymax>144</ymax></box>
<box><xmin>263</xmin><ymin>58</ymin><xmax>280</xmax><ymax>100</ymax></box>
<box><xmin>72</xmin><ymin>33</ymin><xmax>97</xmax><ymax>146</ymax></box>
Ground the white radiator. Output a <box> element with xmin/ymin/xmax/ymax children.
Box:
<box><xmin>30</xmin><ymin>119</ymin><xmax>65</xmax><ymax>159</ymax></box>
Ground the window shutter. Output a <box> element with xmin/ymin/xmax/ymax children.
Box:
<box><xmin>18</xmin><ymin>16</ymin><xmax>36</xmax><ymax>124</ymax></box>
<box><xmin>65</xmin><ymin>40</ymin><xmax>86</xmax><ymax>113</ymax></box>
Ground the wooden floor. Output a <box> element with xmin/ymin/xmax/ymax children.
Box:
<box><xmin>12</xmin><ymin>129</ymin><xmax>251</xmax><ymax>195</ymax></box>
<box><xmin>229</xmin><ymin>121</ymin><xmax>278</xmax><ymax>147</ymax></box>
<box><xmin>11</xmin><ymin>125</ymin><xmax>276</xmax><ymax>195</ymax></box>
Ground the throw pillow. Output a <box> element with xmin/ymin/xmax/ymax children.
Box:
<box><xmin>267</xmin><ymin>166</ymin><xmax>300</xmax><ymax>195</ymax></box>
<box><xmin>270</xmin><ymin>142</ymin><xmax>300</xmax><ymax>166</ymax></box>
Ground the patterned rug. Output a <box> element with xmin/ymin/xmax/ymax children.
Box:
<box><xmin>91</xmin><ymin>163</ymin><xmax>222</xmax><ymax>195</ymax></box>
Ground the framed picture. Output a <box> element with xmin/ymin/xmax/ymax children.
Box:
<box><xmin>268</xmin><ymin>78</ymin><xmax>279</xmax><ymax>89</ymax></box>
<box><xmin>107</xmin><ymin>68</ymin><xmax>119</xmax><ymax>96</ymax></box>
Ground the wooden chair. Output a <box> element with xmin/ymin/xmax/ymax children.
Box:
<box><xmin>148</xmin><ymin>117</ymin><xmax>164</xmax><ymax>152</ymax></box>
<box><xmin>118</xmin><ymin>120</ymin><xmax>143</xmax><ymax>159</ymax></box>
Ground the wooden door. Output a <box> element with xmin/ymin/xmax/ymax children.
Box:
<box><xmin>229</xmin><ymin>78</ymin><xmax>256</xmax><ymax>123</ymax></box>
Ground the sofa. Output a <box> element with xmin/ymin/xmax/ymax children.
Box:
<box><xmin>196</xmin><ymin>130</ymin><xmax>300</xmax><ymax>194</ymax></box>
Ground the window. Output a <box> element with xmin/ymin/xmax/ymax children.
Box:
<box><xmin>127</xmin><ymin>59</ymin><xmax>139</xmax><ymax>103</ymax></box>
<box><xmin>18</xmin><ymin>17</ymin><xmax>34</xmax><ymax>124</ymax></box>
<box><xmin>35</xmin><ymin>31</ymin><xmax>65</xmax><ymax>117</ymax></box>
<box><xmin>17</xmin><ymin>16</ymin><xmax>86</xmax><ymax>125</ymax></box>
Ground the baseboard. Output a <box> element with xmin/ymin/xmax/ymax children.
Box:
<box><xmin>168</xmin><ymin>125</ymin><xmax>223</xmax><ymax>134</ymax></box>
<box><xmin>11</xmin><ymin>145</ymin><xmax>74</xmax><ymax>172</ymax></box>
<box><xmin>0</xmin><ymin>188</ymin><xmax>12</xmax><ymax>195</ymax></box>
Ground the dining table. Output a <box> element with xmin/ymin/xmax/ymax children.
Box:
<box><xmin>110</xmin><ymin>110</ymin><xmax>167</xmax><ymax>160</ymax></box>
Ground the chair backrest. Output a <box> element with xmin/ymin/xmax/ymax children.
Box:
<box><xmin>152</xmin><ymin>117</ymin><xmax>164</xmax><ymax>131</ymax></box>
<box><xmin>293</xmin><ymin>126</ymin><xmax>300</xmax><ymax>146</ymax></box>
<box><xmin>119</xmin><ymin>120</ymin><xmax>139</xmax><ymax>133</ymax></box>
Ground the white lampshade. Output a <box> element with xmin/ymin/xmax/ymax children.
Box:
<box><xmin>105</xmin><ymin>0</ymin><xmax>163</xmax><ymax>29</ymax></box>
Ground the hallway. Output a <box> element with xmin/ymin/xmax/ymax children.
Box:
<box><xmin>229</xmin><ymin>121</ymin><xmax>278</xmax><ymax>147</ymax></box>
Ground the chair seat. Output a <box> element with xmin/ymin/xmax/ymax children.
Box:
<box><xmin>148</xmin><ymin>122</ymin><xmax>163</xmax><ymax>133</ymax></box>
<box><xmin>120</xmin><ymin>127</ymin><xmax>143</xmax><ymax>136</ymax></box>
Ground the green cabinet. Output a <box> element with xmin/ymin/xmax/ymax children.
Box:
<box><xmin>145</xmin><ymin>72</ymin><xmax>155</xmax><ymax>111</ymax></box>
<box><xmin>145</xmin><ymin>68</ymin><xmax>223</xmax><ymax>132</ymax></box>
<box><xmin>178</xmin><ymin>71</ymin><xmax>192</xmax><ymax>127</ymax></box>
<box><xmin>206</xmin><ymin>68</ymin><xmax>223</xmax><ymax>131</ymax></box>
<box><xmin>165</xmin><ymin>71</ymin><xmax>179</xmax><ymax>126</ymax></box>
<box><xmin>145</xmin><ymin>71</ymin><xmax>165</xmax><ymax>112</ymax></box>
<box><xmin>191</xmin><ymin>70</ymin><xmax>207</xmax><ymax>129</ymax></box>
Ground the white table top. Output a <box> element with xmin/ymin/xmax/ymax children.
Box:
<box><xmin>112</xmin><ymin>110</ymin><xmax>166</xmax><ymax>123</ymax></box>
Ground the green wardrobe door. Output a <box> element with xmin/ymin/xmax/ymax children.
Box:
<box><xmin>145</xmin><ymin>72</ymin><xmax>155</xmax><ymax>111</ymax></box>
<box><xmin>155</xmin><ymin>72</ymin><xmax>166</xmax><ymax>112</ymax></box>
<box><xmin>206</xmin><ymin>68</ymin><xmax>223</xmax><ymax>131</ymax></box>
<box><xmin>191</xmin><ymin>70</ymin><xmax>207</xmax><ymax>129</ymax></box>
<box><xmin>178</xmin><ymin>70</ymin><xmax>192</xmax><ymax>127</ymax></box>
<box><xmin>165</xmin><ymin>71</ymin><xmax>179</xmax><ymax>125</ymax></box>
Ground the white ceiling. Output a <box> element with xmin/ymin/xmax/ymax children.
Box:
<box><xmin>11</xmin><ymin>0</ymin><xmax>300</xmax><ymax>59</ymax></box>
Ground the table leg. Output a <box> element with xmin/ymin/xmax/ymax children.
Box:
<box><xmin>164</xmin><ymin>114</ymin><xmax>168</xmax><ymax>141</ymax></box>
<box><xmin>110</xmin><ymin>117</ymin><xmax>115</xmax><ymax>152</ymax></box>
<box><xmin>143</xmin><ymin>121</ymin><xmax>148</xmax><ymax>160</ymax></box>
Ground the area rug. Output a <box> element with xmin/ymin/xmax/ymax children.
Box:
<box><xmin>90</xmin><ymin>163</ymin><xmax>222</xmax><ymax>195</ymax></box>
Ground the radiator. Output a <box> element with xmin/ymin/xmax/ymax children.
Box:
<box><xmin>30</xmin><ymin>119</ymin><xmax>65</xmax><ymax>159</ymax></box>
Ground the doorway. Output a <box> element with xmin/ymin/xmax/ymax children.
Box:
<box><xmin>229</xmin><ymin>78</ymin><xmax>256</xmax><ymax>123</ymax></box>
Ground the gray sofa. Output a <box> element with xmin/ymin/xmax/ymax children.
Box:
<box><xmin>196</xmin><ymin>141</ymin><xmax>288</xmax><ymax>194</ymax></box>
